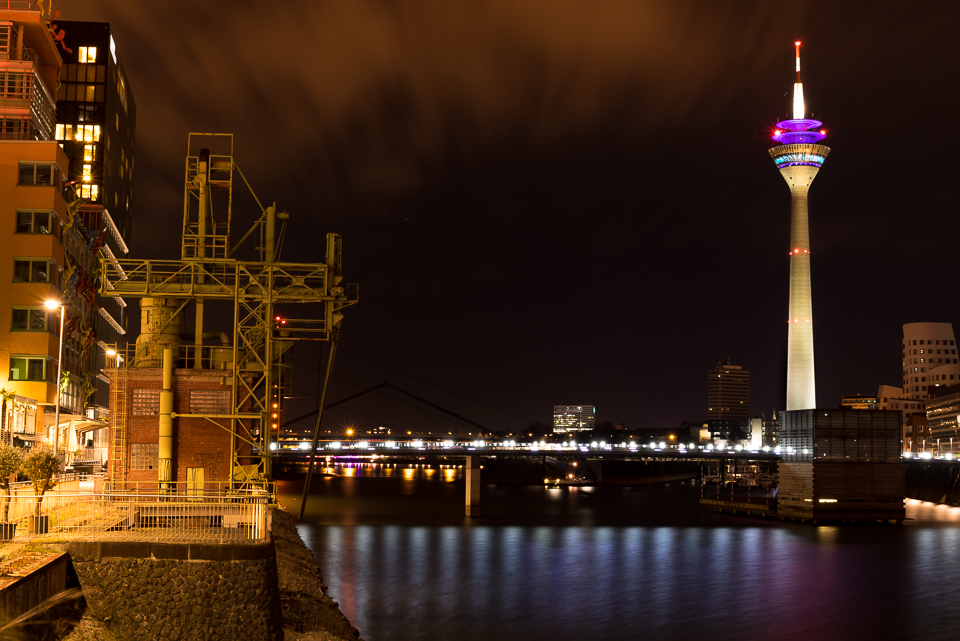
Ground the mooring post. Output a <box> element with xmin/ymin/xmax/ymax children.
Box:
<box><xmin>465</xmin><ymin>455</ymin><xmax>481</xmax><ymax>517</ymax></box>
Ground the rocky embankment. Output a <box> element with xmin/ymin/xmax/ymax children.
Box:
<box><xmin>272</xmin><ymin>508</ymin><xmax>361</xmax><ymax>641</ymax></box>
<box><xmin>60</xmin><ymin>508</ymin><xmax>361</xmax><ymax>641</ymax></box>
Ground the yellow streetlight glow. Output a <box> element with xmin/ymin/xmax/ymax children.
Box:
<box><xmin>44</xmin><ymin>299</ymin><xmax>61</xmax><ymax>310</ymax></box>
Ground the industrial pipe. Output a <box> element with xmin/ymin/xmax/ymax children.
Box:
<box><xmin>159</xmin><ymin>347</ymin><xmax>174</xmax><ymax>489</ymax></box>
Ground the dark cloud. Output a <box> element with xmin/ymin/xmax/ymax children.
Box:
<box><xmin>54</xmin><ymin>0</ymin><xmax>960</xmax><ymax>429</ymax></box>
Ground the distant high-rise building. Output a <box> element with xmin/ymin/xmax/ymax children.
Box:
<box><xmin>769</xmin><ymin>42</ymin><xmax>830</xmax><ymax>411</ymax></box>
<box><xmin>553</xmin><ymin>405</ymin><xmax>595</xmax><ymax>433</ymax></box>
<box><xmin>707</xmin><ymin>359</ymin><xmax>749</xmax><ymax>420</ymax></box>
<box><xmin>902</xmin><ymin>322</ymin><xmax>960</xmax><ymax>401</ymax></box>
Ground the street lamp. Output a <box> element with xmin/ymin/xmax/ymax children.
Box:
<box><xmin>44</xmin><ymin>299</ymin><xmax>65</xmax><ymax>456</ymax></box>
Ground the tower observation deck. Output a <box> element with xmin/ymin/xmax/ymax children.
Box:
<box><xmin>768</xmin><ymin>42</ymin><xmax>830</xmax><ymax>411</ymax></box>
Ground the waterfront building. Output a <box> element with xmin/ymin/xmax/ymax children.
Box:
<box><xmin>903</xmin><ymin>412</ymin><xmax>931</xmax><ymax>453</ymax></box>
<box><xmin>926</xmin><ymin>383</ymin><xmax>960</xmax><ymax>455</ymax></box>
<box><xmin>0</xmin><ymin>10</ymin><xmax>135</xmax><ymax>464</ymax></box>
<box><xmin>707</xmin><ymin>359</ymin><xmax>749</xmax><ymax>420</ymax></box>
<box><xmin>705</xmin><ymin>418</ymin><xmax>750</xmax><ymax>444</ymax></box>
<box><xmin>769</xmin><ymin>42</ymin><xmax>829</xmax><ymax>411</ymax></box>
<box><xmin>553</xmin><ymin>405</ymin><xmax>595</xmax><ymax>433</ymax></box>
<box><xmin>778</xmin><ymin>408</ymin><xmax>904</xmax><ymax>522</ymax></box>
<box><xmin>901</xmin><ymin>322</ymin><xmax>960</xmax><ymax>401</ymax></box>
<box><xmin>0</xmin><ymin>6</ymin><xmax>69</xmax><ymax>447</ymax></box>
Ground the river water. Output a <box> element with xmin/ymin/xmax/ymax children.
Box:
<box><xmin>277</xmin><ymin>461</ymin><xmax>960</xmax><ymax>641</ymax></box>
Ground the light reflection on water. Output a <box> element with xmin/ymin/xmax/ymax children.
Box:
<box><xmin>281</xmin><ymin>463</ymin><xmax>960</xmax><ymax>641</ymax></box>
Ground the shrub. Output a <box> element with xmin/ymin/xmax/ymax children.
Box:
<box><xmin>23</xmin><ymin>445</ymin><xmax>59</xmax><ymax>518</ymax></box>
<box><xmin>0</xmin><ymin>444</ymin><xmax>24</xmax><ymax>522</ymax></box>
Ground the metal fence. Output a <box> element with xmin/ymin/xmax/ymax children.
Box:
<box><xmin>0</xmin><ymin>477</ymin><xmax>271</xmax><ymax>543</ymax></box>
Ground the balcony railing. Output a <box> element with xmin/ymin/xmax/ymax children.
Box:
<box><xmin>0</xmin><ymin>477</ymin><xmax>273</xmax><ymax>542</ymax></box>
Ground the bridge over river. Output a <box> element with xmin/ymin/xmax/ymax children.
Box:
<box><xmin>277</xmin><ymin>439</ymin><xmax>780</xmax><ymax>515</ymax></box>
<box><xmin>277</xmin><ymin>439</ymin><xmax>960</xmax><ymax>518</ymax></box>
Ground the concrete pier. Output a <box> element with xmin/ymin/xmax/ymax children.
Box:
<box><xmin>465</xmin><ymin>455</ymin><xmax>480</xmax><ymax>516</ymax></box>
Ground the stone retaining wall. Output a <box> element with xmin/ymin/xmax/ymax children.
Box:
<box><xmin>66</xmin><ymin>540</ymin><xmax>283</xmax><ymax>641</ymax></box>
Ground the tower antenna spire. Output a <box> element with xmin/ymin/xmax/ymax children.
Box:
<box><xmin>793</xmin><ymin>41</ymin><xmax>804</xmax><ymax>119</ymax></box>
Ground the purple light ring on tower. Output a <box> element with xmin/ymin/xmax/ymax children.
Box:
<box><xmin>775</xmin><ymin>118</ymin><xmax>823</xmax><ymax>131</ymax></box>
<box><xmin>773</xmin><ymin>118</ymin><xmax>826</xmax><ymax>145</ymax></box>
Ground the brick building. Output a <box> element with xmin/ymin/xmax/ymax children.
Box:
<box><xmin>108</xmin><ymin>365</ymin><xmax>252</xmax><ymax>489</ymax></box>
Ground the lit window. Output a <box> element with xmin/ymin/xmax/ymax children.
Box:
<box><xmin>8</xmin><ymin>356</ymin><xmax>50</xmax><ymax>382</ymax></box>
<box><xmin>55</xmin><ymin>124</ymin><xmax>64</xmax><ymax>140</ymax></box>
<box><xmin>84</xmin><ymin>85</ymin><xmax>95</xmax><ymax>102</ymax></box>
<box><xmin>80</xmin><ymin>183</ymin><xmax>100</xmax><ymax>200</ymax></box>
<box><xmin>82</xmin><ymin>164</ymin><xmax>92</xmax><ymax>181</ymax></box>
<box><xmin>78</xmin><ymin>46</ymin><xmax>97</xmax><ymax>63</ymax></box>
<box><xmin>77</xmin><ymin>124</ymin><xmax>101</xmax><ymax>142</ymax></box>
<box><xmin>83</xmin><ymin>144</ymin><xmax>95</xmax><ymax>161</ymax></box>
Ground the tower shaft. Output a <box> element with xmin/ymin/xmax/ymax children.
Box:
<box><xmin>782</xmin><ymin>165</ymin><xmax>819</xmax><ymax>410</ymax></box>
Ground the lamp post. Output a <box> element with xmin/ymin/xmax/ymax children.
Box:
<box><xmin>44</xmin><ymin>299</ymin><xmax>65</xmax><ymax>455</ymax></box>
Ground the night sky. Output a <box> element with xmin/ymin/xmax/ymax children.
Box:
<box><xmin>56</xmin><ymin>0</ymin><xmax>958</xmax><ymax>433</ymax></box>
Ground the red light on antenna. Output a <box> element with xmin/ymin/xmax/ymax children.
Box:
<box><xmin>275</xmin><ymin>316</ymin><xmax>281</xmax><ymax>321</ymax></box>
<box><xmin>820</xmin><ymin>129</ymin><xmax>825</xmax><ymax>135</ymax></box>
<box><xmin>795</xmin><ymin>41</ymin><xmax>801</xmax><ymax>46</ymax></box>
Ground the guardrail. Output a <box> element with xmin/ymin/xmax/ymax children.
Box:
<box><xmin>0</xmin><ymin>483</ymin><xmax>270</xmax><ymax>542</ymax></box>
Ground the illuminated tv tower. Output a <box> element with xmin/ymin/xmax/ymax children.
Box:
<box><xmin>769</xmin><ymin>42</ymin><xmax>830</xmax><ymax>411</ymax></box>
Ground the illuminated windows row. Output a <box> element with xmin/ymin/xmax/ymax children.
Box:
<box><xmin>54</xmin><ymin>123</ymin><xmax>101</xmax><ymax>142</ymax></box>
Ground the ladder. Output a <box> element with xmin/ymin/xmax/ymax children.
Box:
<box><xmin>110</xmin><ymin>367</ymin><xmax>129</xmax><ymax>485</ymax></box>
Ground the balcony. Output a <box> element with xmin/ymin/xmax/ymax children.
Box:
<box><xmin>0</xmin><ymin>51</ymin><xmax>56</xmax><ymax>139</ymax></box>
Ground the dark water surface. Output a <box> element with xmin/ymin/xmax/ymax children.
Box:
<box><xmin>278</xmin><ymin>462</ymin><xmax>960</xmax><ymax>641</ymax></box>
